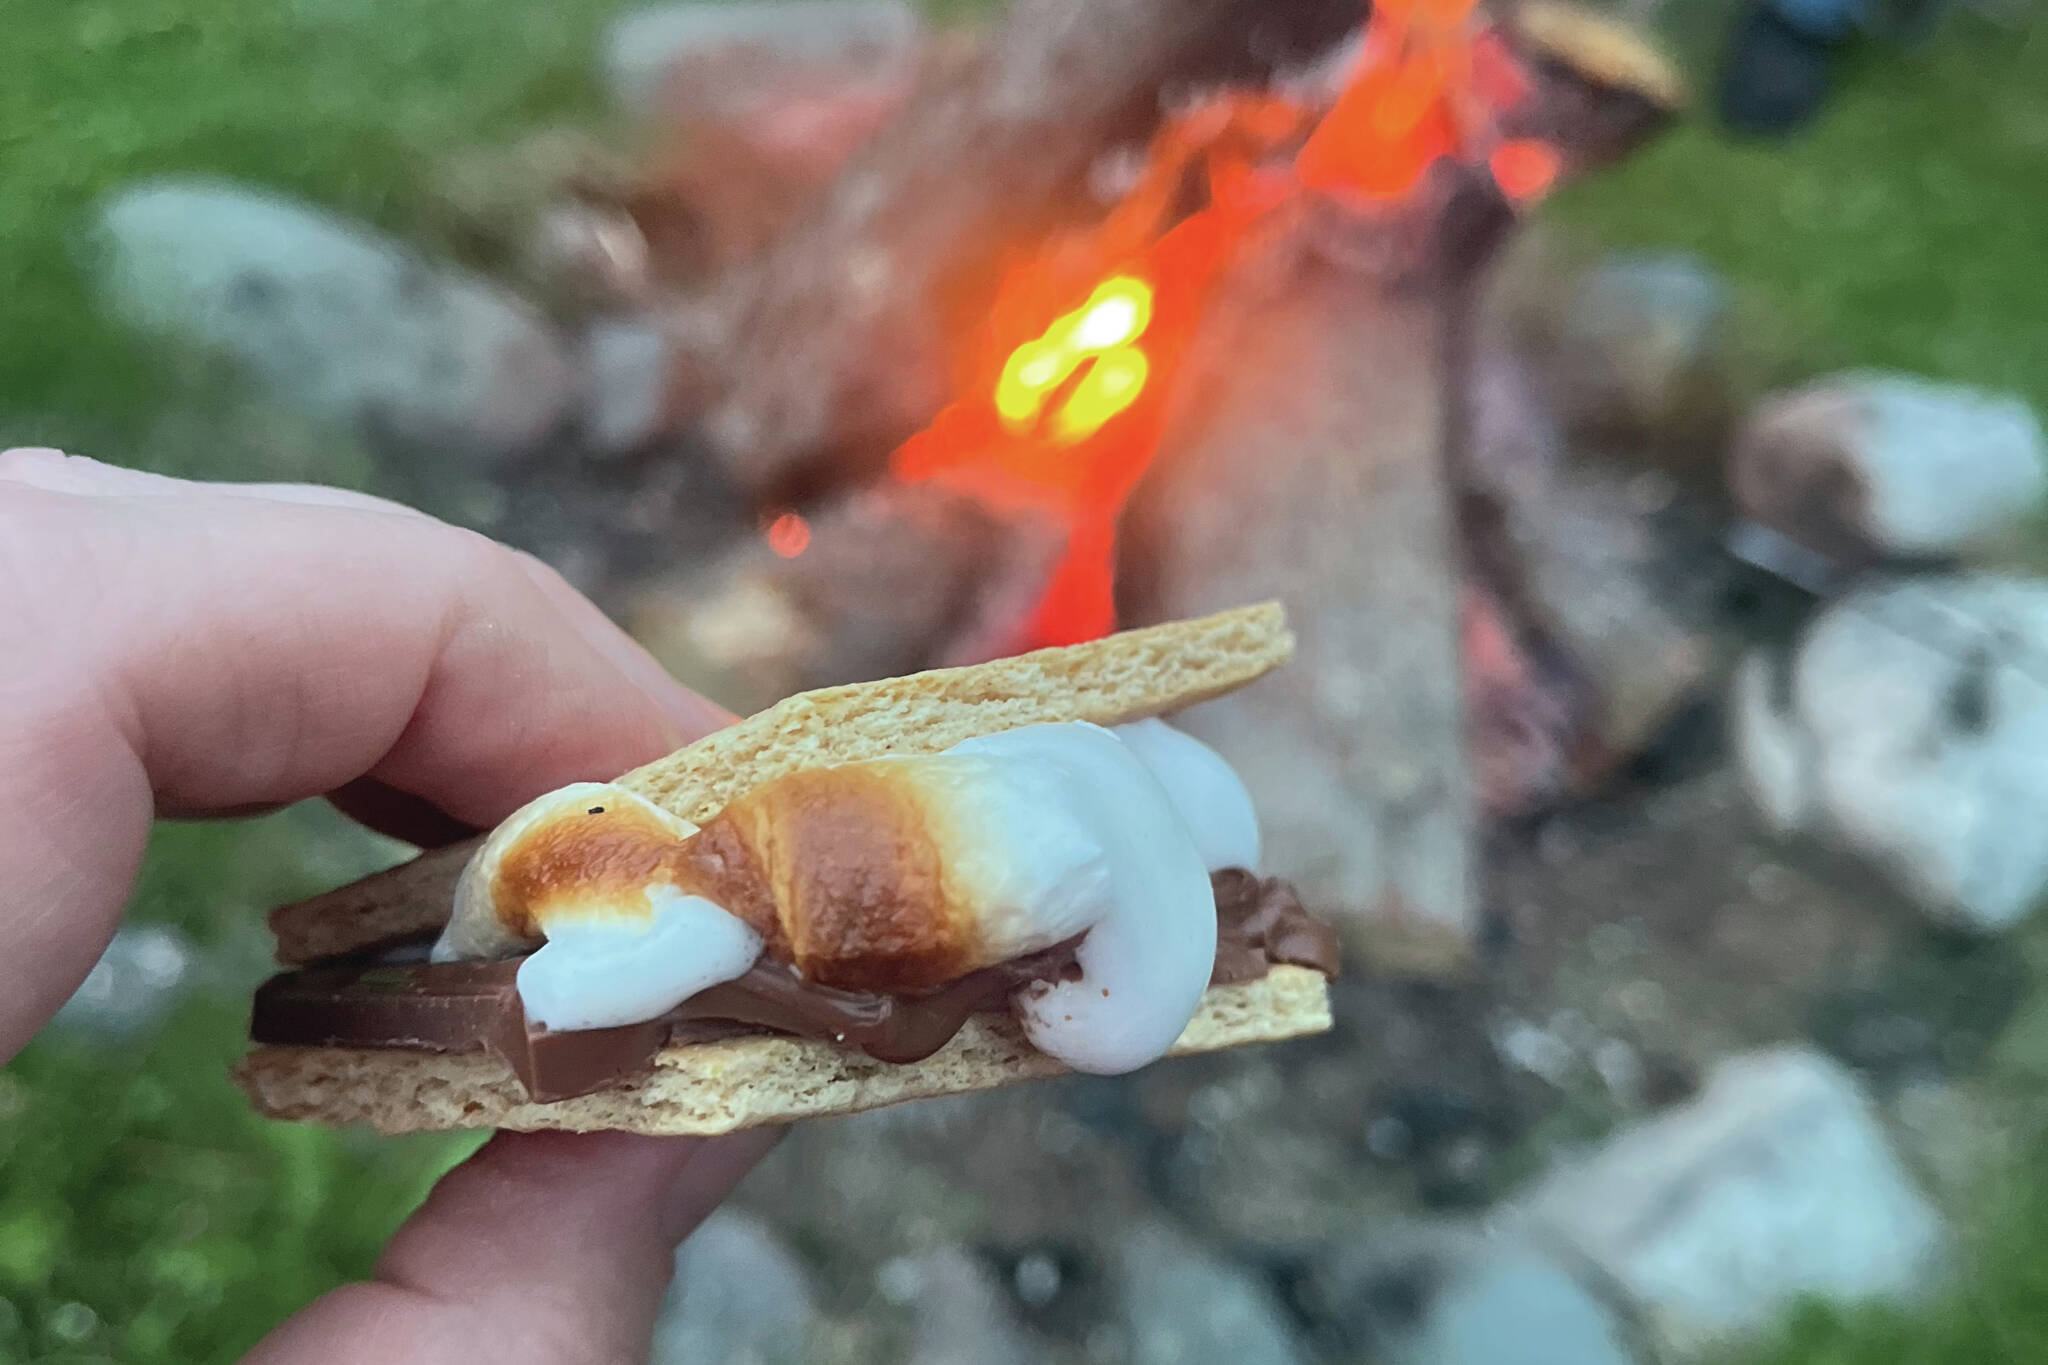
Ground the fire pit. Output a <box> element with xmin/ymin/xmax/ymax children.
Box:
<box><xmin>610</xmin><ymin>0</ymin><xmax>1684</xmax><ymax>964</ymax></box>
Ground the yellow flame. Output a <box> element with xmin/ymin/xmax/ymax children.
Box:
<box><xmin>995</xmin><ymin>276</ymin><xmax>1154</xmax><ymax>438</ymax></box>
<box><xmin>1051</xmin><ymin>348</ymin><xmax>1149</xmax><ymax>443</ymax></box>
<box><xmin>1070</xmin><ymin>292</ymin><xmax>1146</xmax><ymax>350</ymax></box>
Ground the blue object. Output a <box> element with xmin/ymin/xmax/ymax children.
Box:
<box><xmin>1770</xmin><ymin>0</ymin><xmax>1865</xmax><ymax>40</ymax></box>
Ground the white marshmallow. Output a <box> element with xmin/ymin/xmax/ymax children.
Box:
<box><xmin>952</xmin><ymin>723</ymin><xmax>1218</xmax><ymax>1074</ymax></box>
<box><xmin>1111</xmin><ymin>718</ymin><xmax>1261</xmax><ymax>872</ymax></box>
<box><xmin>434</xmin><ymin>783</ymin><xmax>768</xmax><ymax>1030</ymax></box>
<box><xmin>517</xmin><ymin>886</ymin><xmax>764</xmax><ymax>1031</ymax></box>
<box><xmin>460</xmin><ymin>721</ymin><xmax>1258</xmax><ymax>1075</ymax></box>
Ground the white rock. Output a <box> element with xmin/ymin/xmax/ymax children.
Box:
<box><xmin>904</xmin><ymin>1246</ymin><xmax>1040</xmax><ymax>1365</ymax></box>
<box><xmin>1116</xmin><ymin>1223</ymin><xmax>1310</xmax><ymax>1365</ymax></box>
<box><xmin>1522</xmin><ymin>1047</ymin><xmax>1945</xmax><ymax>1355</ymax></box>
<box><xmin>653</xmin><ymin>1210</ymin><xmax>818</xmax><ymax>1365</ymax></box>
<box><xmin>1316</xmin><ymin>1226</ymin><xmax>1637</xmax><ymax>1365</ymax></box>
<box><xmin>98</xmin><ymin>179</ymin><xmax>576</xmax><ymax>467</ymax></box>
<box><xmin>1730</xmin><ymin>373</ymin><xmax>2047</xmax><ymax>562</ymax></box>
<box><xmin>1493</xmin><ymin>1016</ymin><xmax>1576</xmax><ymax>1087</ymax></box>
<box><xmin>1730</xmin><ymin>652</ymin><xmax>1816</xmax><ymax>834</ymax></box>
<box><xmin>1734</xmin><ymin>573</ymin><xmax>2048</xmax><ymax>931</ymax></box>
<box><xmin>602</xmin><ymin>1</ymin><xmax>919</xmax><ymax>116</ymax></box>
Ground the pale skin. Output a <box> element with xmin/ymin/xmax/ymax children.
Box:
<box><xmin>0</xmin><ymin>447</ymin><xmax>777</xmax><ymax>1362</ymax></box>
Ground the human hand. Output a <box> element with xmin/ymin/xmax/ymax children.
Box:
<box><xmin>0</xmin><ymin>448</ymin><xmax>775</xmax><ymax>1362</ymax></box>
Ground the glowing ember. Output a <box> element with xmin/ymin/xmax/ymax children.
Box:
<box><xmin>994</xmin><ymin>276</ymin><xmax>1155</xmax><ymax>440</ymax></box>
<box><xmin>1488</xmin><ymin>138</ymin><xmax>1562</xmax><ymax>202</ymax></box>
<box><xmin>886</xmin><ymin>0</ymin><xmax>1560</xmax><ymax>649</ymax></box>
<box><xmin>765</xmin><ymin>511</ymin><xmax>811</xmax><ymax>558</ymax></box>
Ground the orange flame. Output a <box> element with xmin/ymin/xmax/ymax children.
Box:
<box><xmin>888</xmin><ymin>0</ymin><xmax>1556</xmax><ymax>650</ymax></box>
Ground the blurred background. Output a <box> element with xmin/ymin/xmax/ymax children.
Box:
<box><xmin>5</xmin><ymin>0</ymin><xmax>2048</xmax><ymax>1360</ymax></box>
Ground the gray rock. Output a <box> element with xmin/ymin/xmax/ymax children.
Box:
<box><xmin>1495</xmin><ymin>459</ymin><xmax>1714</xmax><ymax>779</ymax></box>
<box><xmin>1320</xmin><ymin>1229</ymin><xmax>1637</xmax><ymax>1365</ymax></box>
<box><xmin>520</xmin><ymin>201</ymin><xmax>652</xmax><ymax>314</ymax></box>
<box><xmin>1114</xmin><ymin>1223</ymin><xmax>1309</xmax><ymax>1365</ymax></box>
<box><xmin>654</xmin><ymin>1210</ymin><xmax>818</xmax><ymax>1365</ymax></box>
<box><xmin>98</xmin><ymin>179</ymin><xmax>576</xmax><ymax>468</ymax></box>
<box><xmin>1163</xmin><ymin>1066</ymin><xmax>1385</xmax><ymax>1252</ymax></box>
<box><xmin>1730</xmin><ymin>373</ymin><xmax>2047</xmax><ymax>563</ymax></box>
<box><xmin>579</xmin><ymin>315</ymin><xmax>675</xmax><ymax>455</ymax></box>
<box><xmin>1396</xmin><ymin>1251</ymin><xmax>1636</xmax><ymax>1365</ymax></box>
<box><xmin>897</xmin><ymin>1245</ymin><xmax>1040</xmax><ymax>1365</ymax></box>
<box><xmin>602</xmin><ymin>1</ymin><xmax>919</xmax><ymax>117</ymax></box>
<box><xmin>50</xmin><ymin>925</ymin><xmax>193</xmax><ymax>1040</ymax></box>
<box><xmin>1735</xmin><ymin>573</ymin><xmax>2048</xmax><ymax>931</ymax></box>
<box><xmin>1522</xmin><ymin>1046</ymin><xmax>1946</xmax><ymax>1356</ymax></box>
<box><xmin>1550</xmin><ymin>252</ymin><xmax>1734</xmax><ymax>450</ymax></box>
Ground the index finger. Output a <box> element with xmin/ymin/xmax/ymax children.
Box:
<box><xmin>0</xmin><ymin>451</ymin><xmax>728</xmax><ymax>1057</ymax></box>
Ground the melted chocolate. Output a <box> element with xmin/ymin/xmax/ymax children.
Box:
<box><xmin>251</xmin><ymin>871</ymin><xmax>1339</xmax><ymax>1103</ymax></box>
<box><xmin>1208</xmin><ymin>868</ymin><xmax>1341</xmax><ymax>984</ymax></box>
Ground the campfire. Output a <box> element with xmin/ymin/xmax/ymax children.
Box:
<box><xmin>609</xmin><ymin>0</ymin><xmax>1684</xmax><ymax>966</ymax></box>
<box><xmin>784</xmin><ymin>0</ymin><xmax>1566</xmax><ymax>649</ymax></box>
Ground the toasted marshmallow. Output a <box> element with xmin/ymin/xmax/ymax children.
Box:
<box><xmin>439</xmin><ymin>783</ymin><xmax>694</xmax><ymax>960</ymax></box>
<box><xmin>436</xmin><ymin>721</ymin><xmax>1261</xmax><ymax>1073</ymax></box>
<box><xmin>771</xmin><ymin>748</ymin><xmax>1115</xmax><ymax>980</ymax></box>
<box><xmin>436</xmin><ymin>783</ymin><xmax>765</xmax><ymax>1030</ymax></box>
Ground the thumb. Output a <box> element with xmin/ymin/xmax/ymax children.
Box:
<box><xmin>244</xmin><ymin>1128</ymin><xmax>781</xmax><ymax>1364</ymax></box>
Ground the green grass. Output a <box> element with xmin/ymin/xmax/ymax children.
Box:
<box><xmin>1549</xmin><ymin>10</ymin><xmax>2048</xmax><ymax>415</ymax></box>
<box><xmin>0</xmin><ymin>810</ymin><xmax>484</xmax><ymax>1363</ymax></box>
<box><xmin>0</xmin><ymin>0</ymin><xmax>630</xmax><ymax>1355</ymax></box>
<box><xmin>2</xmin><ymin>1002</ymin><xmax>478</xmax><ymax>1363</ymax></box>
<box><xmin>0</xmin><ymin>0</ymin><xmax>630</xmax><ymax>454</ymax></box>
<box><xmin>4</xmin><ymin>0</ymin><xmax>2048</xmax><ymax>1359</ymax></box>
<box><xmin>1725</xmin><ymin>1134</ymin><xmax>2048</xmax><ymax>1365</ymax></box>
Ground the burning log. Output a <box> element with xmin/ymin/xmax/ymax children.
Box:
<box><xmin>839</xmin><ymin>0</ymin><xmax>1587</xmax><ymax>653</ymax></box>
<box><xmin>1115</xmin><ymin>3</ymin><xmax>1685</xmax><ymax>971</ymax></box>
<box><xmin>620</xmin><ymin>20</ymin><xmax>969</xmax><ymax>284</ymax></box>
<box><xmin>700</xmin><ymin>0</ymin><xmax>1368</xmax><ymax>500</ymax></box>
<box><xmin>1503</xmin><ymin>1</ymin><xmax>1685</xmax><ymax>170</ymax></box>
<box><xmin>1452</xmin><ymin>2</ymin><xmax>1693</xmax><ymax>785</ymax></box>
<box><xmin>626</xmin><ymin>0</ymin><xmax>1686</xmax><ymax>974</ymax></box>
<box><xmin>1459</xmin><ymin>338</ymin><xmax>1714</xmax><ymax>802</ymax></box>
<box><xmin>1119</xmin><ymin>252</ymin><xmax>1480</xmax><ymax>975</ymax></box>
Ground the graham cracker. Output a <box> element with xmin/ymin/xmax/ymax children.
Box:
<box><xmin>269</xmin><ymin>602</ymin><xmax>1294</xmax><ymax>965</ymax></box>
<box><xmin>235</xmin><ymin>966</ymin><xmax>1331</xmax><ymax>1136</ymax></box>
<box><xmin>241</xmin><ymin>601</ymin><xmax>1328</xmax><ymax>1135</ymax></box>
